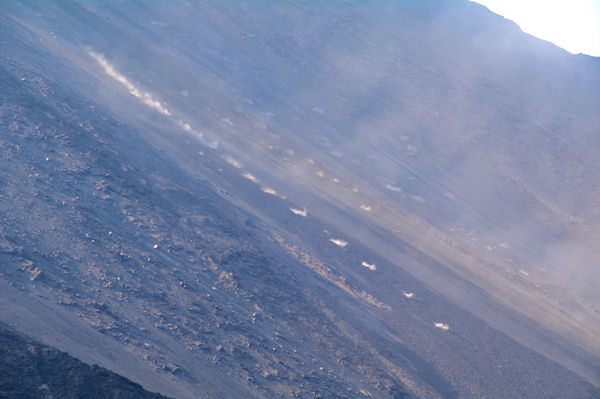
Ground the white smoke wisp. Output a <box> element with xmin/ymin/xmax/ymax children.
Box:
<box><xmin>223</xmin><ymin>156</ymin><xmax>242</xmax><ymax>169</ymax></box>
<box><xmin>241</xmin><ymin>172</ymin><xmax>259</xmax><ymax>183</ymax></box>
<box><xmin>89</xmin><ymin>51</ymin><xmax>171</xmax><ymax>116</ymax></box>
<box><xmin>361</xmin><ymin>261</ymin><xmax>376</xmax><ymax>271</ymax></box>
<box><xmin>385</xmin><ymin>184</ymin><xmax>402</xmax><ymax>193</ymax></box>
<box><xmin>329</xmin><ymin>238</ymin><xmax>348</xmax><ymax>248</ymax></box>
<box><xmin>178</xmin><ymin>120</ymin><xmax>219</xmax><ymax>149</ymax></box>
<box><xmin>261</xmin><ymin>187</ymin><xmax>277</xmax><ymax>196</ymax></box>
<box><xmin>290</xmin><ymin>207</ymin><xmax>307</xmax><ymax>217</ymax></box>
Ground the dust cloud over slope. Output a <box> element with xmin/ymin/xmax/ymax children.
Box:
<box><xmin>1</xmin><ymin>1</ymin><xmax>599</xmax><ymax>398</ymax></box>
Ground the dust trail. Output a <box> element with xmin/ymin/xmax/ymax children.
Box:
<box><xmin>89</xmin><ymin>51</ymin><xmax>171</xmax><ymax>116</ymax></box>
<box><xmin>275</xmin><ymin>236</ymin><xmax>390</xmax><ymax>310</ymax></box>
<box><xmin>89</xmin><ymin>50</ymin><xmax>220</xmax><ymax>150</ymax></box>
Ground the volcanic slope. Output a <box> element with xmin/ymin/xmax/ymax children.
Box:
<box><xmin>0</xmin><ymin>323</ymin><xmax>171</xmax><ymax>399</ymax></box>
<box><xmin>1</xmin><ymin>1</ymin><xmax>599</xmax><ymax>398</ymax></box>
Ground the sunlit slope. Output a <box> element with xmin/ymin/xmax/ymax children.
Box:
<box><xmin>1</xmin><ymin>0</ymin><xmax>599</xmax><ymax>397</ymax></box>
<box><xmin>33</xmin><ymin>0</ymin><xmax>599</xmax><ymax>358</ymax></box>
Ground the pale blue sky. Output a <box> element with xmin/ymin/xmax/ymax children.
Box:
<box><xmin>471</xmin><ymin>0</ymin><xmax>600</xmax><ymax>56</ymax></box>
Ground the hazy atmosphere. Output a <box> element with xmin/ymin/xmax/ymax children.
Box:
<box><xmin>1</xmin><ymin>1</ymin><xmax>599</xmax><ymax>398</ymax></box>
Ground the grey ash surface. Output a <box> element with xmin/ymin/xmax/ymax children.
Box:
<box><xmin>0</xmin><ymin>1</ymin><xmax>599</xmax><ymax>398</ymax></box>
